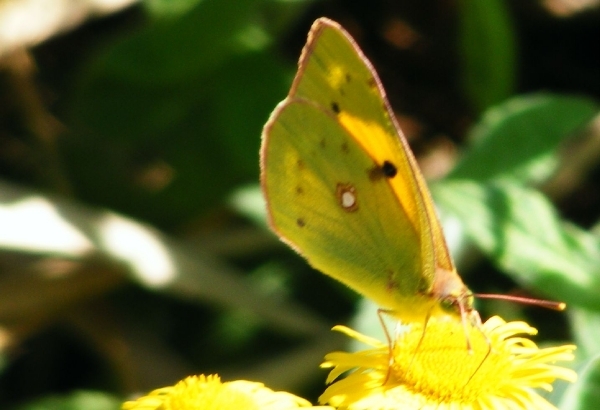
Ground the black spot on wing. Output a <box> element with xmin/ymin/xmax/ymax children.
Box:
<box><xmin>331</xmin><ymin>102</ymin><xmax>340</xmax><ymax>114</ymax></box>
<box><xmin>382</xmin><ymin>161</ymin><xmax>397</xmax><ymax>177</ymax></box>
<box><xmin>297</xmin><ymin>218</ymin><xmax>306</xmax><ymax>227</ymax></box>
<box><xmin>368</xmin><ymin>160</ymin><xmax>398</xmax><ymax>181</ymax></box>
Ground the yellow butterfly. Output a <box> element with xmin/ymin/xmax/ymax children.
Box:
<box><xmin>260</xmin><ymin>18</ymin><xmax>561</xmax><ymax>336</ymax></box>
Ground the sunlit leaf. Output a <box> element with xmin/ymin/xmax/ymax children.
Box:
<box><xmin>559</xmin><ymin>354</ymin><xmax>600</xmax><ymax>410</ymax></box>
<box><xmin>434</xmin><ymin>180</ymin><xmax>600</xmax><ymax>312</ymax></box>
<box><xmin>449</xmin><ymin>94</ymin><xmax>598</xmax><ymax>183</ymax></box>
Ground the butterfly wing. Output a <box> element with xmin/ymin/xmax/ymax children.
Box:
<box><xmin>261</xmin><ymin>18</ymin><xmax>460</xmax><ymax>321</ymax></box>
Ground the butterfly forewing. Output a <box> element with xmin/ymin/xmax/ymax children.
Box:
<box><xmin>293</xmin><ymin>20</ymin><xmax>445</xmax><ymax>282</ymax></box>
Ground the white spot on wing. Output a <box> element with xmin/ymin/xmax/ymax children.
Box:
<box><xmin>342</xmin><ymin>190</ymin><xmax>356</xmax><ymax>208</ymax></box>
<box><xmin>336</xmin><ymin>183</ymin><xmax>358</xmax><ymax>212</ymax></box>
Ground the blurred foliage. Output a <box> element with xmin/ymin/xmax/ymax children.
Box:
<box><xmin>0</xmin><ymin>0</ymin><xmax>599</xmax><ymax>409</ymax></box>
<box><xmin>14</xmin><ymin>391</ymin><xmax>120</xmax><ymax>410</ymax></box>
<box><xmin>459</xmin><ymin>0</ymin><xmax>517</xmax><ymax>113</ymax></box>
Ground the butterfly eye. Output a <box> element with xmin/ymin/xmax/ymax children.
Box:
<box><xmin>440</xmin><ymin>297</ymin><xmax>458</xmax><ymax>315</ymax></box>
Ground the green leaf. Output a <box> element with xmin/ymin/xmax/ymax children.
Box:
<box><xmin>65</xmin><ymin>1</ymin><xmax>295</xmax><ymax>227</ymax></box>
<box><xmin>144</xmin><ymin>0</ymin><xmax>205</xmax><ymax>18</ymax></box>
<box><xmin>211</xmin><ymin>52</ymin><xmax>294</xmax><ymax>177</ymax></box>
<box><xmin>87</xmin><ymin>0</ymin><xmax>270</xmax><ymax>85</ymax></box>
<box><xmin>459</xmin><ymin>0</ymin><xmax>516</xmax><ymax>112</ymax></box>
<box><xmin>229</xmin><ymin>184</ymin><xmax>267</xmax><ymax>227</ymax></box>
<box><xmin>433</xmin><ymin>180</ymin><xmax>600</xmax><ymax>312</ymax></box>
<box><xmin>570</xmin><ymin>308</ymin><xmax>600</xmax><ymax>361</ymax></box>
<box><xmin>559</xmin><ymin>354</ymin><xmax>600</xmax><ymax>410</ymax></box>
<box><xmin>449</xmin><ymin>94</ymin><xmax>598</xmax><ymax>183</ymax></box>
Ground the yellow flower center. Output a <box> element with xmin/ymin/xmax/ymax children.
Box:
<box><xmin>391</xmin><ymin>320</ymin><xmax>510</xmax><ymax>404</ymax></box>
<box><xmin>165</xmin><ymin>375</ymin><xmax>258</xmax><ymax>410</ymax></box>
<box><xmin>320</xmin><ymin>317</ymin><xmax>576</xmax><ymax>409</ymax></box>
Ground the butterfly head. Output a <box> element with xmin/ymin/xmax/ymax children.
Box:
<box><xmin>440</xmin><ymin>290</ymin><xmax>475</xmax><ymax>318</ymax></box>
<box><xmin>432</xmin><ymin>267</ymin><xmax>477</xmax><ymax>323</ymax></box>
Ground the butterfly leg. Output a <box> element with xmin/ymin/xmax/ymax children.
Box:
<box><xmin>407</xmin><ymin>309</ymin><xmax>432</xmax><ymax>374</ymax></box>
<box><xmin>377</xmin><ymin>308</ymin><xmax>396</xmax><ymax>385</ymax></box>
<box><xmin>464</xmin><ymin>310</ymin><xmax>492</xmax><ymax>385</ymax></box>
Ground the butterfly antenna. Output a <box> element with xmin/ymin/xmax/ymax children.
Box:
<box><xmin>474</xmin><ymin>294</ymin><xmax>566</xmax><ymax>311</ymax></box>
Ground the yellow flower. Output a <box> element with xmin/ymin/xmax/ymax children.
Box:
<box><xmin>122</xmin><ymin>374</ymin><xmax>332</xmax><ymax>410</ymax></box>
<box><xmin>320</xmin><ymin>316</ymin><xmax>577</xmax><ymax>409</ymax></box>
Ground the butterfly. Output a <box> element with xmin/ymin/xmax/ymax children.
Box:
<box><xmin>260</xmin><ymin>17</ymin><xmax>561</xmax><ymax>340</ymax></box>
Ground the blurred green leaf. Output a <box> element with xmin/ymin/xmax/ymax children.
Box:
<box><xmin>570</xmin><ymin>308</ymin><xmax>600</xmax><ymax>361</ymax></box>
<box><xmin>87</xmin><ymin>0</ymin><xmax>270</xmax><ymax>85</ymax></box>
<box><xmin>449</xmin><ymin>94</ymin><xmax>598</xmax><ymax>183</ymax></box>
<box><xmin>559</xmin><ymin>354</ymin><xmax>600</xmax><ymax>410</ymax></box>
<box><xmin>459</xmin><ymin>0</ymin><xmax>516</xmax><ymax>112</ymax></box>
<box><xmin>14</xmin><ymin>391</ymin><xmax>120</xmax><ymax>410</ymax></box>
<box><xmin>212</xmin><ymin>52</ymin><xmax>294</xmax><ymax>175</ymax></box>
<box><xmin>433</xmin><ymin>180</ymin><xmax>600</xmax><ymax>312</ymax></box>
<box><xmin>70</xmin><ymin>0</ymin><xmax>285</xmax><ymax>137</ymax></box>
<box><xmin>144</xmin><ymin>0</ymin><xmax>204</xmax><ymax>18</ymax></box>
<box><xmin>229</xmin><ymin>184</ymin><xmax>267</xmax><ymax>227</ymax></box>
<box><xmin>65</xmin><ymin>1</ymin><xmax>295</xmax><ymax>228</ymax></box>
